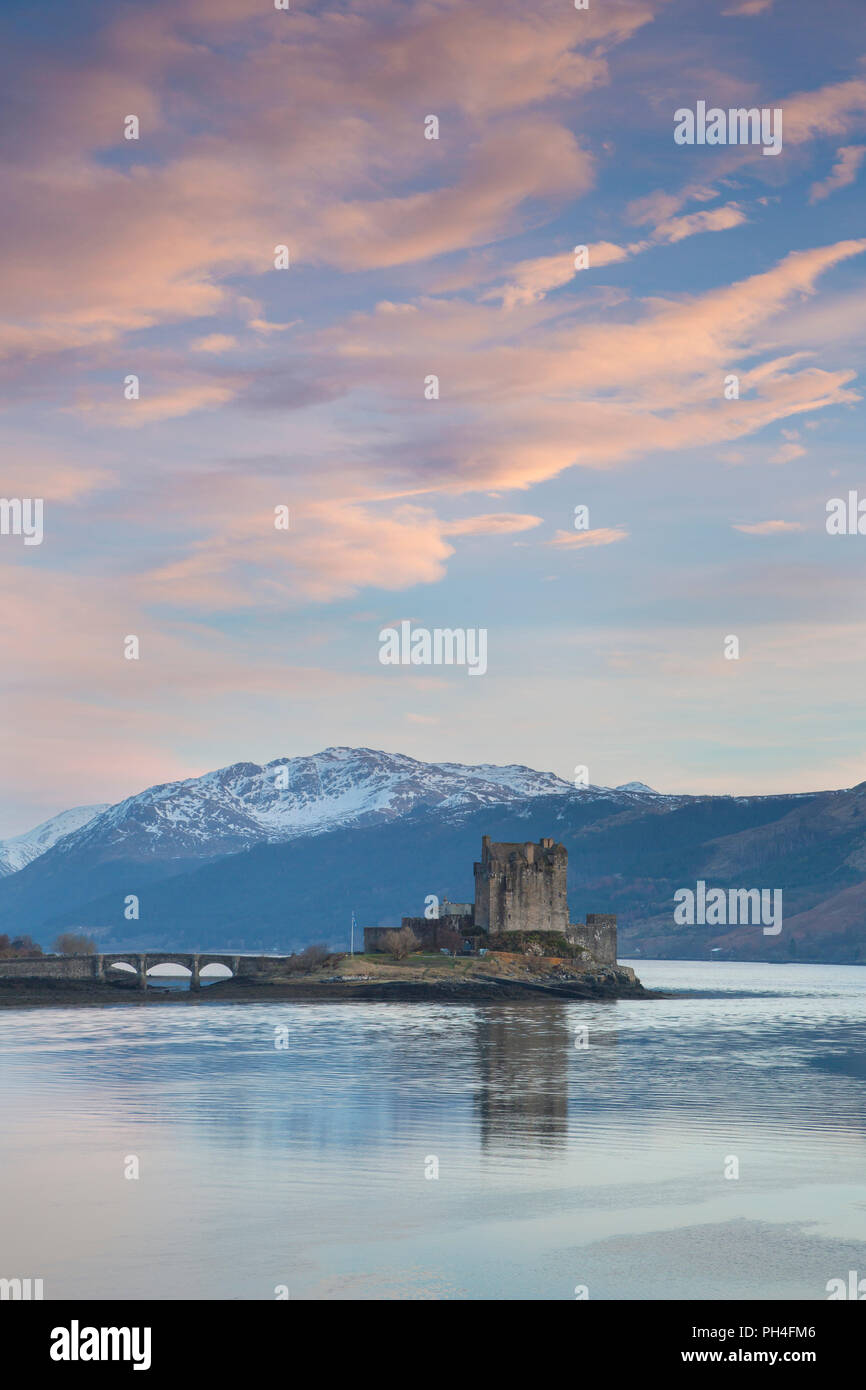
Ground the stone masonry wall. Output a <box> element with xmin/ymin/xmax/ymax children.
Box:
<box><xmin>0</xmin><ymin>954</ymin><xmax>99</xmax><ymax>979</ymax></box>
<box><xmin>569</xmin><ymin>914</ymin><xmax>617</xmax><ymax>965</ymax></box>
<box><xmin>474</xmin><ymin>837</ymin><xmax>570</xmax><ymax>935</ymax></box>
<box><xmin>363</xmin><ymin>919</ymin><xmax>473</xmax><ymax>952</ymax></box>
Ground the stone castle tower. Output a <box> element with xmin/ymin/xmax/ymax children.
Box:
<box><xmin>474</xmin><ymin>836</ymin><xmax>569</xmax><ymax>935</ymax></box>
<box><xmin>365</xmin><ymin>833</ymin><xmax>617</xmax><ymax>963</ymax></box>
<box><xmin>472</xmin><ymin>835</ymin><xmax>617</xmax><ymax>963</ymax></box>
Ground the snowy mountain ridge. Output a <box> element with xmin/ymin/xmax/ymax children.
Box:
<box><xmin>0</xmin><ymin>747</ymin><xmax>675</xmax><ymax>874</ymax></box>
<box><xmin>0</xmin><ymin>804</ymin><xmax>110</xmax><ymax>877</ymax></box>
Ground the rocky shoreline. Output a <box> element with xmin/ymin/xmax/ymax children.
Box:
<box><xmin>0</xmin><ymin>962</ymin><xmax>658</xmax><ymax>1008</ymax></box>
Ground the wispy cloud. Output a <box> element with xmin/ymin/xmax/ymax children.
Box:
<box><xmin>3</xmin><ymin>0</ymin><xmax>866</xmax><ymax>816</ymax></box>
<box><xmin>732</xmin><ymin>520</ymin><xmax>805</xmax><ymax>535</ymax></box>
<box><xmin>723</xmin><ymin>0</ymin><xmax>774</xmax><ymax>16</ymax></box>
<box><xmin>441</xmin><ymin>513</ymin><xmax>543</xmax><ymax>536</ymax></box>
<box><xmin>547</xmin><ymin>527</ymin><xmax>629</xmax><ymax>548</ymax></box>
<box><xmin>810</xmin><ymin>145</ymin><xmax>866</xmax><ymax>202</ymax></box>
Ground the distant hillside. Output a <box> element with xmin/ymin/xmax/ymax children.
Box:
<box><xmin>0</xmin><ymin>747</ymin><xmax>861</xmax><ymax>962</ymax></box>
<box><xmin>0</xmin><ymin>804</ymin><xmax>108</xmax><ymax>877</ymax></box>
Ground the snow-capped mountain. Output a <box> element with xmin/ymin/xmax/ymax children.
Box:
<box><xmin>0</xmin><ymin>804</ymin><xmax>110</xmax><ymax>877</ymax></box>
<box><xmin>41</xmin><ymin>747</ymin><xmax>591</xmax><ymax>865</ymax></box>
<box><xmin>0</xmin><ymin>749</ymin><xmax>680</xmax><ymax>878</ymax></box>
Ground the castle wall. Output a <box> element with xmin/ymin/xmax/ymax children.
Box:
<box><xmin>568</xmin><ymin>914</ymin><xmax>617</xmax><ymax>964</ymax></box>
<box><xmin>364</xmin><ymin>921</ymin><xmax>435</xmax><ymax>952</ymax></box>
<box><xmin>364</xmin><ymin>917</ymin><xmax>477</xmax><ymax>953</ymax></box>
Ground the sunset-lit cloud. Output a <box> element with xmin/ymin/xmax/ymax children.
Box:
<box><xmin>732</xmin><ymin>520</ymin><xmax>806</xmax><ymax>535</ymax></box>
<box><xmin>652</xmin><ymin>204</ymin><xmax>747</xmax><ymax>243</ymax></box>
<box><xmin>783</xmin><ymin>78</ymin><xmax>866</xmax><ymax>145</ymax></box>
<box><xmin>2</xmin><ymin>0</ymin><xmax>866</xmax><ymax>827</ymax></box>
<box><xmin>723</xmin><ymin>0</ymin><xmax>774</xmax><ymax>15</ymax></box>
<box><xmin>547</xmin><ymin>527</ymin><xmax>629</xmax><ymax>548</ymax></box>
<box><xmin>810</xmin><ymin>145</ymin><xmax>866</xmax><ymax>202</ymax></box>
<box><xmin>441</xmin><ymin>513</ymin><xmax>543</xmax><ymax>536</ymax></box>
<box><xmin>191</xmin><ymin>334</ymin><xmax>240</xmax><ymax>354</ymax></box>
<box><xmin>769</xmin><ymin>442</ymin><xmax>808</xmax><ymax>463</ymax></box>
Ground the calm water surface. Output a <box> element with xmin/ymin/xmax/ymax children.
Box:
<box><xmin>2</xmin><ymin>960</ymin><xmax>866</xmax><ymax>1300</ymax></box>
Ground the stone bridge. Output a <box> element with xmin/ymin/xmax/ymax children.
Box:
<box><xmin>0</xmin><ymin>952</ymin><xmax>298</xmax><ymax>990</ymax></box>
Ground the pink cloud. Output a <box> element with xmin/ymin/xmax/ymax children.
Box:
<box><xmin>482</xmin><ymin>253</ymin><xmax>577</xmax><ymax>309</ymax></box>
<box><xmin>652</xmin><ymin>204</ymin><xmax>747</xmax><ymax>244</ymax></box>
<box><xmin>75</xmin><ymin>381</ymin><xmax>239</xmax><ymax>427</ymax></box>
<box><xmin>547</xmin><ymin>527</ymin><xmax>629</xmax><ymax>548</ymax></box>
<box><xmin>0</xmin><ymin>449</ymin><xmax>106</xmax><ymax>502</ymax></box>
<box><xmin>783</xmin><ymin>79</ymin><xmax>866</xmax><ymax>145</ymax></box>
<box><xmin>316</xmin><ymin>121</ymin><xmax>595</xmax><ymax>271</ymax></box>
<box><xmin>296</xmin><ymin>239</ymin><xmax>865</xmax><ymax>502</ymax></box>
<box><xmin>441</xmin><ymin>513</ymin><xmax>542</xmax><ymax>536</ymax></box>
<box><xmin>56</xmin><ymin>237</ymin><xmax>854</xmax><ymax>620</ymax></box>
<box><xmin>769</xmin><ymin>443</ymin><xmax>807</xmax><ymax>463</ymax></box>
<box><xmin>810</xmin><ymin>145</ymin><xmax>866</xmax><ymax>202</ymax></box>
<box><xmin>145</xmin><ymin>502</ymin><xmax>458</xmax><ymax>606</ymax></box>
<box><xmin>723</xmin><ymin>0</ymin><xmax>774</xmax><ymax>14</ymax></box>
<box><xmin>482</xmin><ymin>213</ymin><xmax>745</xmax><ymax>309</ymax></box>
<box><xmin>732</xmin><ymin>520</ymin><xmax>805</xmax><ymax>534</ymax></box>
<box><xmin>1</xmin><ymin>0</ymin><xmax>658</xmax><ymax>373</ymax></box>
<box><xmin>191</xmin><ymin>334</ymin><xmax>239</xmax><ymax>354</ymax></box>
<box><xmin>626</xmin><ymin>184</ymin><xmax>718</xmax><ymax>226</ymax></box>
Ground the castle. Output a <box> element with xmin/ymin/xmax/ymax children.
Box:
<box><xmin>363</xmin><ymin>835</ymin><xmax>617</xmax><ymax>963</ymax></box>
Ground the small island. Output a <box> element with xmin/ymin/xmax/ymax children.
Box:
<box><xmin>0</xmin><ymin>946</ymin><xmax>648</xmax><ymax>1006</ymax></box>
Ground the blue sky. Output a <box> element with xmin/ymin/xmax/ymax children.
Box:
<box><xmin>1</xmin><ymin>0</ymin><xmax>866</xmax><ymax>833</ymax></box>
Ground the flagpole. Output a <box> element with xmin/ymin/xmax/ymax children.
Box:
<box><xmin>350</xmin><ymin>912</ymin><xmax>354</xmax><ymax>956</ymax></box>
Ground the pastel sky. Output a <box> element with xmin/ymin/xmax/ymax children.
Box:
<box><xmin>2</xmin><ymin>0</ymin><xmax>866</xmax><ymax>834</ymax></box>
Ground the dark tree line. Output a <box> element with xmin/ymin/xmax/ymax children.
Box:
<box><xmin>0</xmin><ymin>933</ymin><xmax>42</xmax><ymax>958</ymax></box>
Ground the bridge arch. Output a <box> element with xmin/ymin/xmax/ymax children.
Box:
<box><xmin>145</xmin><ymin>955</ymin><xmax>194</xmax><ymax>974</ymax></box>
<box><xmin>146</xmin><ymin>962</ymin><xmax>193</xmax><ymax>980</ymax></box>
<box><xmin>97</xmin><ymin>951</ymin><xmax>246</xmax><ymax>990</ymax></box>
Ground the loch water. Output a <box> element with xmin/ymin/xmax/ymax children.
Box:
<box><xmin>1</xmin><ymin>960</ymin><xmax>865</xmax><ymax>1300</ymax></box>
